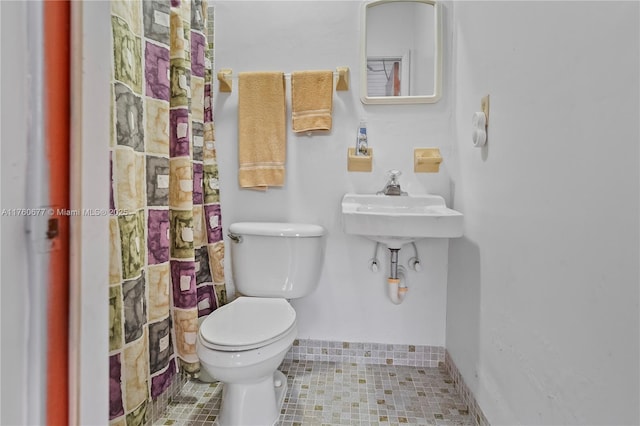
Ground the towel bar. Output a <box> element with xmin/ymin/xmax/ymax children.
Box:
<box><xmin>216</xmin><ymin>67</ymin><xmax>350</xmax><ymax>92</ymax></box>
<box><xmin>335</xmin><ymin>66</ymin><xmax>349</xmax><ymax>91</ymax></box>
<box><xmin>217</xmin><ymin>68</ymin><xmax>233</xmax><ymax>92</ymax></box>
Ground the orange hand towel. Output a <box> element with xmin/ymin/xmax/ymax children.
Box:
<box><xmin>238</xmin><ymin>71</ymin><xmax>286</xmax><ymax>190</ymax></box>
<box><xmin>291</xmin><ymin>70</ymin><xmax>333</xmax><ymax>133</ymax></box>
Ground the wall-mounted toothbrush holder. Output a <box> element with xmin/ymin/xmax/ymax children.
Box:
<box><xmin>348</xmin><ymin>147</ymin><xmax>373</xmax><ymax>172</ymax></box>
<box><xmin>414</xmin><ymin>148</ymin><xmax>442</xmax><ymax>173</ymax></box>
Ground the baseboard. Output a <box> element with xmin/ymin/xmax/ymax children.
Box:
<box><xmin>149</xmin><ymin>367</ymin><xmax>189</xmax><ymax>424</ymax></box>
<box><xmin>285</xmin><ymin>338</ymin><xmax>445</xmax><ymax>368</ymax></box>
<box><xmin>444</xmin><ymin>350</ymin><xmax>490</xmax><ymax>426</ymax></box>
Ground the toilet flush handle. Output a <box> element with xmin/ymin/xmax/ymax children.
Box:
<box><xmin>227</xmin><ymin>232</ymin><xmax>243</xmax><ymax>243</ymax></box>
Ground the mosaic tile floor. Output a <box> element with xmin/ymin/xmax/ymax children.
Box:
<box><xmin>154</xmin><ymin>359</ymin><xmax>472</xmax><ymax>426</ymax></box>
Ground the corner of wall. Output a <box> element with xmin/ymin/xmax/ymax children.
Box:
<box><xmin>445</xmin><ymin>350</ymin><xmax>489</xmax><ymax>426</ymax></box>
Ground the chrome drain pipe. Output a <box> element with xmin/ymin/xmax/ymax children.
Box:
<box><xmin>387</xmin><ymin>248</ymin><xmax>407</xmax><ymax>304</ymax></box>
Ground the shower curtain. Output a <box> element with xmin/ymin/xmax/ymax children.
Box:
<box><xmin>108</xmin><ymin>1</ymin><xmax>226</xmax><ymax>423</ymax></box>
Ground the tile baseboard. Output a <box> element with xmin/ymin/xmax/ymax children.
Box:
<box><xmin>150</xmin><ymin>368</ymin><xmax>189</xmax><ymax>424</ymax></box>
<box><xmin>445</xmin><ymin>350</ymin><xmax>490</xmax><ymax>426</ymax></box>
<box><xmin>285</xmin><ymin>338</ymin><xmax>445</xmax><ymax>368</ymax></box>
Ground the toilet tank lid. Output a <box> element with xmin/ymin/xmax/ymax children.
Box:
<box><xmin>229</xmin><ymin>222</ymin><xmax>326</xmax><ymax>237</ymax></box>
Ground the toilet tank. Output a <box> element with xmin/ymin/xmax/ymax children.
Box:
<box><xmin>228</xmin><ymin>222</ymin><xmax>326</xmax><ymax>299</ymax></box>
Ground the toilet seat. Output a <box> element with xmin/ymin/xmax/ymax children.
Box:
<box><xmin>199</xmin><ymin>297</ymin><xmax>296</xmax><ymax>351</ymax></box>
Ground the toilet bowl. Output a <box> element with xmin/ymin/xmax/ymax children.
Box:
<box><xmin>196</xmin><ymin>222</ymin><xmax>325</xmax><ymax>426</ymax></box>
<box><xmin>195</xmin><ymin>317</ymin><xmax>216</xmax><ymax>383</ymax></box>
<box><xmin>197</xmin><ymin>297</ymin><xmax>297</xmax><ymax>426</ymax></box>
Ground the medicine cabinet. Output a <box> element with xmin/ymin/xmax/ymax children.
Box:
<box><xmin>360</xmin><ymin>0</ymin><xmax>442</xmax><ymax>104</ymax></box>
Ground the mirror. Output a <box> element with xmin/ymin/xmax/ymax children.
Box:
<box><xmin>360</xmin><ymin>0</ymin><xmax>442</xmax><ymax>104</ymax></box>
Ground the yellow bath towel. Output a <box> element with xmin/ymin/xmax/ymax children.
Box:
<box><xmin>238</xmin><ymin>71</ymin><xmax>286</xmax><ymax>190</ymax></box>
<box><xmin>291</xmin><ymin>70</ymin><xmax>333</xmax><ymax>133</ymax></box>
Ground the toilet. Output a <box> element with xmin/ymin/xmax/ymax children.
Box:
<box><xmin>196</xmin><ymin>222</ymin><xmax>326</xmax><ymax>426</ymax></box>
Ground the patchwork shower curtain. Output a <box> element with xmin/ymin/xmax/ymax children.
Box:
<box><xmin>108</xmin><ymin>1</ymin><xmax>226</xmax><ymax>423</ymax></box>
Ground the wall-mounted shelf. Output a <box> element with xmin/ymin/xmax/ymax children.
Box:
<box><xmin>216</xmin><ymin>67</ymin><xmax>350</xmax><ymax>92</ymax></box>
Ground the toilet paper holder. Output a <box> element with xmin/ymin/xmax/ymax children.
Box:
<box><xmin>414</xmin><ymin>148</ymin><xmax>442</xmax><ymax>173</ymax></box>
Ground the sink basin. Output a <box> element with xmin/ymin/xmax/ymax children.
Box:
<box><xmin>341</xmin><ymin>193</ymin><xmax>463</xmax><ymax>248</ymax></box>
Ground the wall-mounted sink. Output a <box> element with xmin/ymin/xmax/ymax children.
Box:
<box><xmin>341</xmin><ymin>193</ymin><xmax>463</xmax><ymax>248</ymax></box>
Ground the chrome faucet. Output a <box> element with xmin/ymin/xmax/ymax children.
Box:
<box><xmin>378</xmin><ymin>170</ymin><xmax>407</xmax><ymax>196</ymax></box>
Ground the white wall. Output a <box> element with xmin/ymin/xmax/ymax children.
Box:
<box><xmin>446</xmin><ymin>2</ymin><xmax>640</xmax><ymax>425</ymax></box>
<box><xmin>70</xmin><ymin>2</ymin><xmax>111</xmax><ymax>424</ymax></box>
<box><xmin>1</xmin><ymin>2</ymin><xmax>30</xmax><ymax>423</ymax></box>
<box><xmin>214</xmin><ymin>1</ymin><xmax>456</xmax><ymax>345</ymax></box>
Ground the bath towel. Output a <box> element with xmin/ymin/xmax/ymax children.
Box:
<box><xmin>238</xmin><ymin>71</ymin><xmax>286</xmax><ymax>190</ymax></box>
<box><xmin>291</xmin><ymin>70</ymin><xmax>333</xmax><ymax>133</ymax></box>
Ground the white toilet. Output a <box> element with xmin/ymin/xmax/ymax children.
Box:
<box><xmin>196</xmin><ymin>222</ymin><xmax>326</xmax><ymax>426</ymax></box>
